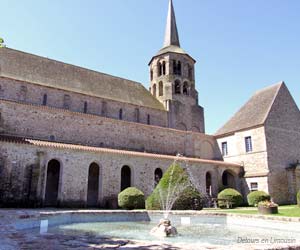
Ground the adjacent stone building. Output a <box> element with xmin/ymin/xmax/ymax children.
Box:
<box><xmin>0</xmin><ymin>0</ymin><xmax>298</xmax><ymax>207</ymax></box>
<box><xmin>216</xmin><ymin>83</ymin><xmax>300</xmax><ymax>204</ymax></box>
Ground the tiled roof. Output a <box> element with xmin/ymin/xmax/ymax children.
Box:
<box><xmin>0</xmin><ymin>135</ymin><xmax>241</xmax><ymax>168</ymax></box>
<box><xmin>0</xmin><ymin>48</ymin><xmax>165</xmax><ymax>110</ymax></box>
<box><xmin>215</xmin><ymin>82</ymin><xmax>284</xmax><ymax>136</ymax></box>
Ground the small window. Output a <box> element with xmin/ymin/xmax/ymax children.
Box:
<box><xmin>177</xmin><ymin>61</ymin><xmax>182</xmax><ymax>76</ymax></box>
<box><xmin>152</xmin><ymin>84</ymin><xmax>157</xmax><ymax>97</ymax></box>
<box><xmin>63</xmin><ymin>94</ymin><xmax>71</xmax><ymax>109</ymax></box>
<box><xmin>162</xmin><ymin>61</ymin><xmax>166</xmax><ymax>75</ymax></box>
<box><xmin>20</xmin><ymin>86</ymin><xmax>27</xmax><ymax>101</ymax></box>
<box><xmin>101</xmin><ymin>101</ymin><xmax>107</xmax><ymax>116</ymax></box>
<box><xmin>150</xmin><ymin>69</ymin><xmax>153</xmax><ymax>81</ymax></box>
<box><xmin>250</xmin><ymin>182</ymin><xmax>258</xmax><ymax>191</ymax></box>
<box><xmin>245</xmin><ymin>136</ymin><xmax>253</xmax><ymax>152</ymax></box>
<box><xmin>84</xmin><ymin>101</ymin><xmax>88</xmax><ymax>113</ymax></box>
<box><xmin>158</xmin><ymin>81</ymin><xmax>163</xmax><ymax>96</ymax></box>
<box><xmin>42</xmin><ymin>94</ymin><xmax>47</xmax><ymax>105</ymax></box>
<box><xmin>147</xmin><ymin>114</ymin><xmax>151</xmax><ymax>125</ymax></box>
<box><xmin>135</xmin><ymin>108</ymin><xmax>140</xmax><ymax>123</ymax></box>
<box><xmin>119</xmin><ymin>108</ymin><xmax>123</xmax><ymax>120</ymax></box>
<box><xmin>221</xmin><ymin>142</ymin><xmax>228</xmax><ymax>156</ymax></box>
<box><xmin>183</xmin><ymin>82</ymin><xmax>189</xmax><ymax>95</ymax></box>
<box><xmin>158</xmin><ymin>62</ymin><xmax>162</xmax><ymax>76</ymax></box>
<box><xmin>175</xmin><ymin>80</ymin><xmax>181</xmax><ymax>94</ymax></box>
<box><xmin>49</xmin><ymin>135</ymin><xmax>55</xmax><ymax>141</ymax></box>
<box><xmin>0</xmin><ymin>85</ymin><xmax>4</xmax><ymax>97</ymax></box>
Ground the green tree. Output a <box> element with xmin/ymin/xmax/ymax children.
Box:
<box><xmin>0</xmin><ymin>38</ymin><xmax>5</xmax><ymax>48</ymax></box>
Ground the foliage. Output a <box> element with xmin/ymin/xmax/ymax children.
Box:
<box><xmin>247</xmin><ymin>191</ymin><xmax>271</xmax><ymax>206</ymax></box>
<box><xmin>146</xmin><ymin>163</ymin><xmax>204</xmax><ymax>211</ymax></box>
<box><xmin>118</xmin><ymin>187</ymin><xmax>145</xmax><ymax>210</ymax></box>
<box><xmin>217</xmin><ymin>188</ymin><xmax>243</xmax><ymax>208</ymax></box>
<box><xmin>297</xmin><ymin>190</ymin><xmax>300</xmax><ymax>207</ymax></box>
<box><xmin>0</xmin><ymin>38</ymin><xmax>4</xmax><ymax>48</ymax></box>
<box><xmin>258</xmin><ymin>200</ymin><xmax>278</xmax><ymax>208</ymax></box>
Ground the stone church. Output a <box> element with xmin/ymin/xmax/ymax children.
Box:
<box><xmin>0</xmin><ymin>0</ymin><xmax>298</xmax><ymax>207</ymax></box>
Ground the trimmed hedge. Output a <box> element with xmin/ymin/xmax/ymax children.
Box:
<box><xmin>247</xmin><ymin>191</ymin><xmax>271</xmax><ymax>207</ymax></box>
<box><xmin>297</xmin><ymin>190</ymin><xmax>300</xmax><ymax>207</ymax></box>
<box><xmin>217</xmin><ymin>188</ymin><xmax>243</xmax><ymax>208</ymax></box>
<box><xmin>118</xmin><ymin>187</ymin><xmax>145</xmax><ymax>209</ymax></box>
<box><xmin>146</xmin><ymin>164</ymin><xmax>203</xmax><ymax>210</ymax></box>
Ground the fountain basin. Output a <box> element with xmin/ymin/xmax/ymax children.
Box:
<box><xmin>3</xmin><ymin>210</ymin><xmax>300</xmax><ymax>250</ymax></box>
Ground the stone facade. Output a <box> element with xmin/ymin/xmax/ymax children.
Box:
<box><xmin>216</xmin><ymin>83</ymin><xmax>300</xmax><ymax>204</ymax></box>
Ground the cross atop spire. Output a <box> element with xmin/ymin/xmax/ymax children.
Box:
<box><xmin>163</xmin><ymin>0</ymin><xmax>180</xmax><ymax>48</ymax></box>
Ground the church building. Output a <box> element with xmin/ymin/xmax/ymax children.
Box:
<box><xmin>0</xmin><ymin>0</ymin><xmax>298</xmax><ymax>207</ymax></box>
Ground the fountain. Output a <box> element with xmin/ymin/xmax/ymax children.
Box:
<box><xmin>149</xmin><ymin>155</ymin><xmax>202</xmax><ymax>237</ymax></box>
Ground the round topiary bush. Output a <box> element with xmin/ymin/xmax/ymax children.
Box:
<box><xmin>217</xmin><ymin>188</ymin><xmax>243</xmax><ymax>208</ymax></box>
<box><xmin>146</xmin><ymin>164</ymin><xmax>204</xmax><ymax>210</ymax></box>
<box><xmin>297</xmin><ymin>190</ymin><xmax>300</xmax><ymax>207</ymax></box>
<box><xmin>118</xmin><ymin>187</ymin><xmax>145</xmax><ymax>210</ymax></box>
<box><xmin>247</xmin><ymin>191</ymin><xmax>271</xmax><ymax>207</ymax></box>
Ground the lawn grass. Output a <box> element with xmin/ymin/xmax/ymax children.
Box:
<box><xmin>216</xmin><ymin>205</ymin><xmax>300</xmax><ymax>217</ymax></box>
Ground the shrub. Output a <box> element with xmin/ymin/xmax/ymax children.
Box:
<box><xmin>118</xmin><ymin>187</ymin><xmax>145</xmax><ymax>209</ymax></box>
<box><xmin>217</xmin><ymin>188</ymin><xmax>243</xmax><ymax>208</ymax></box>
<box><xmin>247</xmin><ymin>191</ymin><xmax>271</xmax><ymax>206</ymax></box>
<box><xmin>146</xmin><ymin>164</ymin><xmax>204</xmax><ymax>210</ymax></box>
<box><xmin>297</xmin><ymin>190</ymin><xmax>300</xmax><ymax>207</ymax></box>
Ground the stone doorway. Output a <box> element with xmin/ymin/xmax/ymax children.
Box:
<box><xmin>87</xmin><ymin>163</ymin><xmax>100</xmax><ymax>207</ymax></box>
<box><xmin>121</xmin><ymin>165</ymin><xmax>131</xmax><ymax>191</ymax></box>
<box><xmin>206</xmin><ymin>172</ymin><xmax>212</xmax><ymax>195</ymax></box>
<box><xmin>44</xmin><ymin>159</ymin><xmax>60</xmax><ymax>207</ymax></box>
<box><xmin>222</xmin><ymin>170</ymin><xmax>236</xmax><ymax>189</ymax></box>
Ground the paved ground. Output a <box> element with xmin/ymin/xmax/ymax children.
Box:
<box><xmin>0</xmin><ymin>209</ymin><xmax>300</xmax><ymax>250</ymax></box>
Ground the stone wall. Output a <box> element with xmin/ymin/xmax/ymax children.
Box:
<box><xmin>0</xmin><ymin>77</ymin><xmax>167</xmax><ymax>127</ymax></box>
<box><xmin>0</xmin><ymin>99</ymin><xmax>221</xmax><ymax>159</ymax></box>
<box><xmin>0</xmin><ymin>140</ymin><xmax>242</xmax><ymax>208</ymax></box>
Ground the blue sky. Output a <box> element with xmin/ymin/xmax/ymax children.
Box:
<box><xmin>1</xmin><ymin>0</ymin><xmax>300</xmax><ymax>134</ymax></box>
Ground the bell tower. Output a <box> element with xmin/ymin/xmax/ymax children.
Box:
<box><xmin>149</xmin><ymin>0</ymin><xmax>205</xmax><ymax>133</ymax></box>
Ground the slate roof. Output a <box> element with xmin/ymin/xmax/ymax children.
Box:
<box><xmin>215</xmin><ymin>82</ymin><xmax>284</xmax><ymax>136</ymax></box>
<box><xmin>0</xmin><ymin>48</ymin><xmax>165</xmax><ymax>110</ymax></box>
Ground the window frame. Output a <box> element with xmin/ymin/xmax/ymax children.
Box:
<box><xmin>245</xmin><ymin>136</ymin><xmax>253</xmax><ymax>153</ymax></box>
<box><xmin>221</xmin><ymin>141</ymin><xmax>228</xmax><ymax>156</ymax></box>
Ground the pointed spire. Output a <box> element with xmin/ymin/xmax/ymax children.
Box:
<box><xmin>163</xmin><ymin>0</ymin><xmax>180</xmax><ymax>48</ymax></box>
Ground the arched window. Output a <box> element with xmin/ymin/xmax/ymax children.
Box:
<box><xmin>175</xmin><ymin>80</ymin><xmax>181</xmax><ymax>94</ymax></box>
<box><xmin>147</xmin><ymin>114</ymin><xmax>151</xmax><ymax>125</ymax></box>
<box><xmin>158</xmin><ymin>62</ymin><xmax>162</xmax><ymax>76</ymax></box>
<box><xmin>42</xmin><ymin>94</ymin><xmax>47</xmax><ymax>105</ymax></box>
<box><xmin>183</xmin><ymin>81</ymin><xmax>189</xmax><ymax>95</ymax></box>
<box><xmin>162</xmin><ymin>61</ymin><xmax>166</xmax><ymax>75</ymax></box>
<box><xmin>121</xmin><ymin>165</ymin><xmax>131</xmax><ymax>191</ymax></box>
<box><xmin>159</xmin><ymin>81</ymin><xmax>163</xmax><ymax>96</ymax></box>
<box><xmin>206</xmin><ymin>172</ymin><xmax>212</xmax><ymax>195</ymax></box>
<box><xmin>84</xmin><ymin>101</ymin><xmax>88</xmax><ymax>113</ymax></box>
<box><xmin>63</xmin><ymin>95</ymin><xmax>71</xmax><ymax>109</ymax></box>
<box><xmin>154</xmin><ymin>168</ymin><xmax>163</xmax><ymax>186</ymax></box>
<box><xmin>87</xmin><ymin>163</ymin><xmax>100</xmax><ymax>207</ymax></box>
<box><xmin>177</xmin><ymin>61</ymin><xmax>182</xmax><ymax>76</ymax></box>
<box><xmin>222</xmin><ymin>170</ymin><xmax>236</xmax><ymax>188</ymax></box>
<box><xmin>101</xmin><ymin>101</ymin><xmax>107</xmax><ymax>116</ymax></box>
<box><xmin>0</xmin><ymin>85</ymin><xmax>4</xmax><ymax>97</ymax></box>
<box><xmin>135</xmin><ymin>108</ymin><xmax>140</xmax><ymax>123</ymax></box>
<box><xmin>173</xmin><ymin>60</ymin><xmax>177</xmax><ymax>74</ymax></box>
<box><xmin>20</xmin><ymin>86</ymin><xmax>27</xmax><ymax>101</ymax></box>
<box><xmin>152</xmin><ymin>84</ymin><xmax>157</xmax><ymax>97</ymax></box>
<box><xmin>119</xmin><ymin>108</ymin><xmax>123</xmax><ymax>120</ymax></box>
<box><xmin>45</xmin><ymin>159</ymin><xmax>60</xmax><ymax>206</ymax></box>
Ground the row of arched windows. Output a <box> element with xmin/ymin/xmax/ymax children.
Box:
<box><xmin>150</xmin><ymin>61</ymin><xmax>193</xmax><ymax>80</ymax></box>
<box><xmin>44</xmin><ymin>159</ymin><xmax>163</xmax><ymax>207</ymax></box>
<box><xmin>152</xmin><ymin>80</ymin><xmax>191</xmax><ymax>97</ymax></box>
